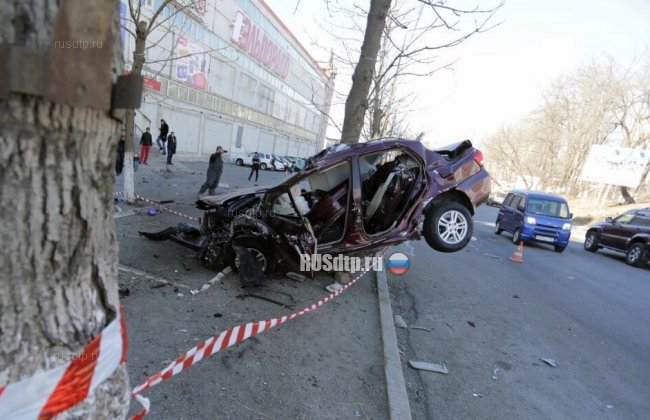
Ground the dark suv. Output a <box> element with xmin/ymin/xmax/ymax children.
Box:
<box><xmin>584</xmin><ymin>208</ymin><xmax>650</xmax><ymax>267</ymax></box>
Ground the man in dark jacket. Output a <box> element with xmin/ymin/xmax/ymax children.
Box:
<box><xmin>166</xmin><ymin>132</ymin><xmax>177</xmax><ymax>165</ymax></box>
<box><xmin>198</xmin><ymin>146</ymin><xmax>228</xmax><ymax>197</ymax></box>
<box><xmin>248</xmin><ymin>152</ymin><xmax>261</xmax><ymax>184</ymax></box>
<box><xmin>157</xmin><ymin>119</ymin><xmax>169</xmax><ymax>154</ymax></box>
<box><xmin>139</xmin><ymin>127</ymin><xmax>153</xmax><ymax>164</ymax></box>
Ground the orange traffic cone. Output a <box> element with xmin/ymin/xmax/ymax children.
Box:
<box><xmin>510</xmin><ymin>241</ymin><xmax>525</xmax><ymax>263</ymax></box>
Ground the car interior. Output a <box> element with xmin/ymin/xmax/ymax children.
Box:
<box><xmin>359</xmin><ymin>150</ymin><xmax>421</xmax><ymax>234</ymax></box>
<box><xmin>273</xmin><ymin>161</ymin><xmax>351</xmax><ymax>244</ymax></box>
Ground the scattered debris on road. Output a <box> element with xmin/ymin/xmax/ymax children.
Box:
<box><xmin>467</xmin><ymin>321</ymin><xmax>476</xmax><ymax>328</ymax></box>
<box><xmin>408</xmin><ymin>360</ymin><xmax>449</xmax><ymax>374</ymax></box>
<box><xmin>118</xmin><ymin>286</ymin><xmax>130</xmax><ymax>298</ymax></box>
<box><xmin>286</xmin><ymin>272</ymin><xmax>306</xmax><ymax>282</ymax></box>
<box><xmin>492</xmin><ymin>368</ymin><xmax>499</xmax><ymax>380</ymax></box>
<box><xmin>541</xmin><ymin>358</ymin><xmax>557</xmax><ymax>367</ymax></box>
<box><xmin>325</xmin><ymin>283</ymin><xmax>343</xmax><ymax>293</ymax></box>
<box><xmin>394</xmin><ymin>315</ymin><xmax>408</xmax><ymax>329</ymax></box>
<box><xmin>483</xmin><ymin>252</ymin><xmax>505</xmax><ymax>261</ymax></box>
<box><xmin>409</xmin><ymin>326</ymin><xmax>434</xmax><ymax>332</ymax></box>
<box><xmin>513</xmin><ymin>294</ymin><xmax>520</xmax><ymax>298</ymax></box>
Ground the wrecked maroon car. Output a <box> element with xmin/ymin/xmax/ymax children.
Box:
<box><xmin>143</xmin><ymin>138</ymin><xmax>490</xmax><ymax>275</ymax></box>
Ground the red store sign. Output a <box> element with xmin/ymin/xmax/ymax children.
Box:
<box><xmin>231</xmin><ymin>11</ymin><xmax>290</xmax><ymax>79</ymax></box>
<box><xmin>143</xmin><ymin>77</ymin><xmax>162</xmax><ymax>92</ymax></box>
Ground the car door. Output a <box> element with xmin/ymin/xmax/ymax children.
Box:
<box><xmin>498</xmin><ymin>193</ymin><xmax>514</xmax><ymax>231</ymax></box>
<box><xmin>501</xmin><ymin>194</ymin><xmax>522</xmax><ymax>232</ymax></box>
<box><xmin>600</xmin><ymin>211</ymin><xmax>635</xmax><ymax>250</ymax></box>
<box><xmin>511</xmin><ymin>194</ymin><xmax>526</xmax><ymax>232</ymax></box>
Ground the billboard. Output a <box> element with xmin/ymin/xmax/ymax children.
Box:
<box><xmin>174</xmin><ymin>37</ymin><xmax>209</xmax><ymax>90</ymax></box>
<box><xmin>580</xmin><ymin>145</ymin><xmax>649</xmax><ymax>188</ymax></box>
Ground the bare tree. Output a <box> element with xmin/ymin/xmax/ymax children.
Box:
<box><xmin>0</xmin><ymin>0</ymin><xmax>128</xmax><ymax>417</ymax></box>
<box><xmin>121</xmin><ymin>0</ymin><xmax>205</xmax><ymax>202</ymax></box>
<box><xmin>333</xmin><ymin>0</ymin><xmax>501</xmax><ymax>144</ymax></box>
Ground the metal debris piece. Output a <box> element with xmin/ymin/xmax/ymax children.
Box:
<box><xmin>483</xmin><ymin>253</ymin><xmax>504</xmax><ymax>261</ymax></box>
<box><xmin>408</xmin><ymin>360</ymin><xmax>448</xmax><ymax>374</ymax></box>
<box><xmin>190</xmin><ymin>289</ymin><xmax>200</xmax><ymax>295</ymax></box>
<box><xmin>541</xmin><ymin>358</ymin><xmax>557</xmax><ymax>367</ymax></box>
<box><xmin>286</xmin><ymin>272</ymin><xmax>307</xmax><ymax>282</ymax></box>
<box><xmin>467</xmin><ymin>321</ymin><xmax>476</xmax><ymax>328</ymax></box>
<box><xmin>150</xmin><ymin>283</ymin><xmax>167</xmax><ymax>289</ymax></box>
<box><xmin>325</xmin><ymin>283</ymin><xmax>343</xmax><ymax>293</ymax></box>
<box><xmin>409</xmin><ymin>326</ymin><xmax>434</xmax><ymax>332</ymax></box>
<box><xmin>394</xmin><ymin>315</ymin><xmax>408</xmax><ymax>329</ymax></box>
<box><xmin>513</xmin><ymin>294</ymin><xmax>520</xmax><ymax>299</ymax></box>
<box><xmin>492</xmin><ymin>368</ymin><xmax>499</xmax><ymax>380</ymax></box>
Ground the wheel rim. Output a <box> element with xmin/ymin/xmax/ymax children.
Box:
<box><xmin>235</xmin><ymin>248</ymin><xmax>268</xmax><ymax>271</ymax></box>
<box><xmin>514</xmin><ymin>230</ymin><xmax>520</xmax><ymax>243</ymax></box>
<box><xmin>437</xmin><ymin>210</ymin><xmax>468</xmax><ymax>244</ymax></box>
<box><xmin>628</xmin><ymin>246</ymin><xmax>641</xmax><ymax>263</ymax></box>
<box><xmin>585</xmin><ymin>234</ymin><xmax>595</xmax><ymax>248</ymax></box>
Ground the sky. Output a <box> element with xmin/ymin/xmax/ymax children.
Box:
<box><xmin>265</xmin><ymin>0</ymin><xmax>650</xmax><ymax>148</ymax></box>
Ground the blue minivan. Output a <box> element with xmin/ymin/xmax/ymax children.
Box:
<box><xmin>495</xmin><ymin>190</ymin><xmax>573</xmax><ymax>252</ymax></box>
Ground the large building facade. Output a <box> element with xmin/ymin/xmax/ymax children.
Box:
<box><xmin>120</xmin><ymin>0</ymin><xmax>334</xmax><ymax>158</ymax></box>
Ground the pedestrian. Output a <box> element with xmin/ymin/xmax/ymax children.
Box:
<box><xmin>198</xmin><ymin>146</ymin><xmax>228</xmax><ymax>197</ymax></box>
<box><xmin>166</xmin><ymin>131</ymin><xmax>177</xmax><ymax>165</ymax></box>
<box><xmin>248</xmin><ymin>152</ymin><xmax>260</xmax><ymax>184</ymax></box>
<box><xmin>115</xmin><ymin>129</ymin><xmax>126</xmax><ymax>175</ymax></box>
<box><xmin>157</xmin><ymin>119</ymin><xmax>169</xmax><ymax>154</ymax></box>
<box><xmin>139</xmin><ymin>127</ymin><xmax>153</xmax><ymax>165</ymax></box>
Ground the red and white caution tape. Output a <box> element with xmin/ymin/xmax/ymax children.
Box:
<box><xmin>0</xmin><ymin>309</ymin><xmax>128</xmax><ymax>420</ymax></box>
<box><xmin>112</xmin><ymin>191</ymin><xmax>200</xmax><ymax>222</ymax></box>
<box><xmin>130</xmin><ymin>250</ymin><xmax>387</xmax><ymax>419</ymax></box>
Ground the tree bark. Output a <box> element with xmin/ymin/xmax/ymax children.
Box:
<box><xmin>123</xmin><ymin>21</ymin><xmax>148</xmax><ymax>203</ymax></box>
<box><xmin>0</xmin><ymin>0</ymin><xmax>129</xmax><ymax>417</ymax></box>
<box><xmin>340</xmin><ymin>0</ymin><xmax>392</xmax><ymax>144</ymax></box>
<box><xmin>620</xmin><ymin>186</ymin><xmax>636</xmax><ymax>204</ymax></box>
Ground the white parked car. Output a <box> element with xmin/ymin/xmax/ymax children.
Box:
<box><xmin>232</xmin><ymin>152</ymin><xmax>275</xmax><ymax>170</ymax></box>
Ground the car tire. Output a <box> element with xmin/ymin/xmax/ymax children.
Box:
<box><xmin>260</xmin><ymin>163</ymin><xmax>268</xmax><ymax>170</ymax></box>
<box><xmin>235</xmin><ymin>158</ymin><xmax>243</xmax><ymax>166</ymax></box>
<box><xmin>512</xmin><ymin>228</ymin><xmax>521</xmax><ymax>245</ymax></box>
<box><xmin>423</xmin><ymin>201</ymin><xmax>473</xmax><ymax>253</ymax></box>
<box><xmin>626</xmin><ymin>243</ymin><xmax>648</xmax><ymax>267</ymax></box>
<box><xmin>584</xmin><ymin>231</ymin><xmax>599</xmax><ymax>252</ymax></box>
<box><xmin>554</xmin><ymin>245</ymin><xmax>566</xmax><ymax>253</ymax></box>
<box><xmin>230</xmin><ymin>237</ymin><xmax>275</xmax><ymax>274</ymax></box>
<box><xmin>494</xmin><ymin>219</ymin><xmax>503</xmax><ymax>235</ymax></box>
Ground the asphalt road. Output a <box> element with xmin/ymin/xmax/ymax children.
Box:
<box><xmin>388</xmin><ymin>204</ymin><xmax>650</xmax><ymax>419</ymax></box>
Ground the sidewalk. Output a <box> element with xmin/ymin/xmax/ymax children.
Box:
<box><xmin>114</xmin><ymin>157</ymin><xmax>410</xmax><ymax>418</ymax></box>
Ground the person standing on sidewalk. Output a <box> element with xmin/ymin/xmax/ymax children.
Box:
<box><xmin>198</xmin><ymin>146</ymin><xmax>228</xmax><ymax>197</ymax></box>
<box><xmin>166</xmin><ymin>132</ymin><xmax>177</xmax><ymax>165</ymax></box>
<box><xmin>248</xmin><ymin>152</ymin><xmax>260</xmax><ymax>184</ymax></box>
<box><xmin>139</xmin><ymin>127</ymin><xmax>153</xmax><ymax>165</ymax></box>
<box><xmin>157</xmin><ymin>119</ymin><xmax>169</xmax><ymax>154</ymax></box>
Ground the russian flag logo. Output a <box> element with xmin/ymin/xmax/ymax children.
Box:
<box><xmin>386</xmin><ymin>252</ymin><xmax>410</xmax><ymax>276</ymax></box>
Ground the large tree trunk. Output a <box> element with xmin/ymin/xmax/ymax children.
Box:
<box><xmin>0</xmin><ymin>0</ymin><xmax>129</xmax><ymax>417</ymax></box>
<box><xmin>340</xmin><ymin>0</ymin><xmax>392</xmax><ymax>144</ymax></box>
<box><xmin>123</xmin><ymin>22</ymin><xmax>148</xmax><ymax>203</ymax></box>
<box><xmin>620</xmin><ymin>186</ymin><xmax>636</xmax><ymax>204</ymax></box>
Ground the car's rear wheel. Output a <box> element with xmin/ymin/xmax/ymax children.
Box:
<box><xmin>230</xmin><ymin>237</ymin><xmax>274</xmax><ymax>274</ymax></box>
<box><xmin>512</xmin><ymin>228</ymin><xmax>521</xmax><ymax>245</ymax></box>
<box><xmin>626</xmin><ymin>243</ymin><xmax>648</xmax><ymax>267</ymax></box>
<box><xmin>260</xmin><ymin>163</ymin><xmax>268</xmax><ymax>170</ymax></box>
<box><xmin>235</xmin><ymin>158</ymin><xmax>243</xmax><ymax>166</ymax></box>
<box><xmin>494</xmin><ymin>219</ymin><xmax>503</xmax><ymax>235</ymax></box>
<box><xmin>554</xmin><ymin>245</ymin><xmax>566</xmax><ymax>253</ymax></box>
<box><xmin>423</xmin><ymin>201</ymin><xmax>473</xmax><ymax>253</ymax></box>
<box><xmin>584</xmin><ymin>231</ymin><xmax>599</xmax><ymax>252</ymax></box>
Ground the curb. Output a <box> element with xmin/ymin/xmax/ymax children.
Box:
<box><xmin>376</xmin><ymin>267</ymin><xmax>412</xmax><ymax>420</ymax></box>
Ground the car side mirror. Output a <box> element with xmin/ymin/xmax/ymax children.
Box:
<box><xmin>605</xmin><ymin>217</ymin><xmax>613</xmax><ymax>223</ymax></box>
<box><xmin>569</xmin><ymin>213</ymin><xmax>573</xmax><ymax>219</ymax></box>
